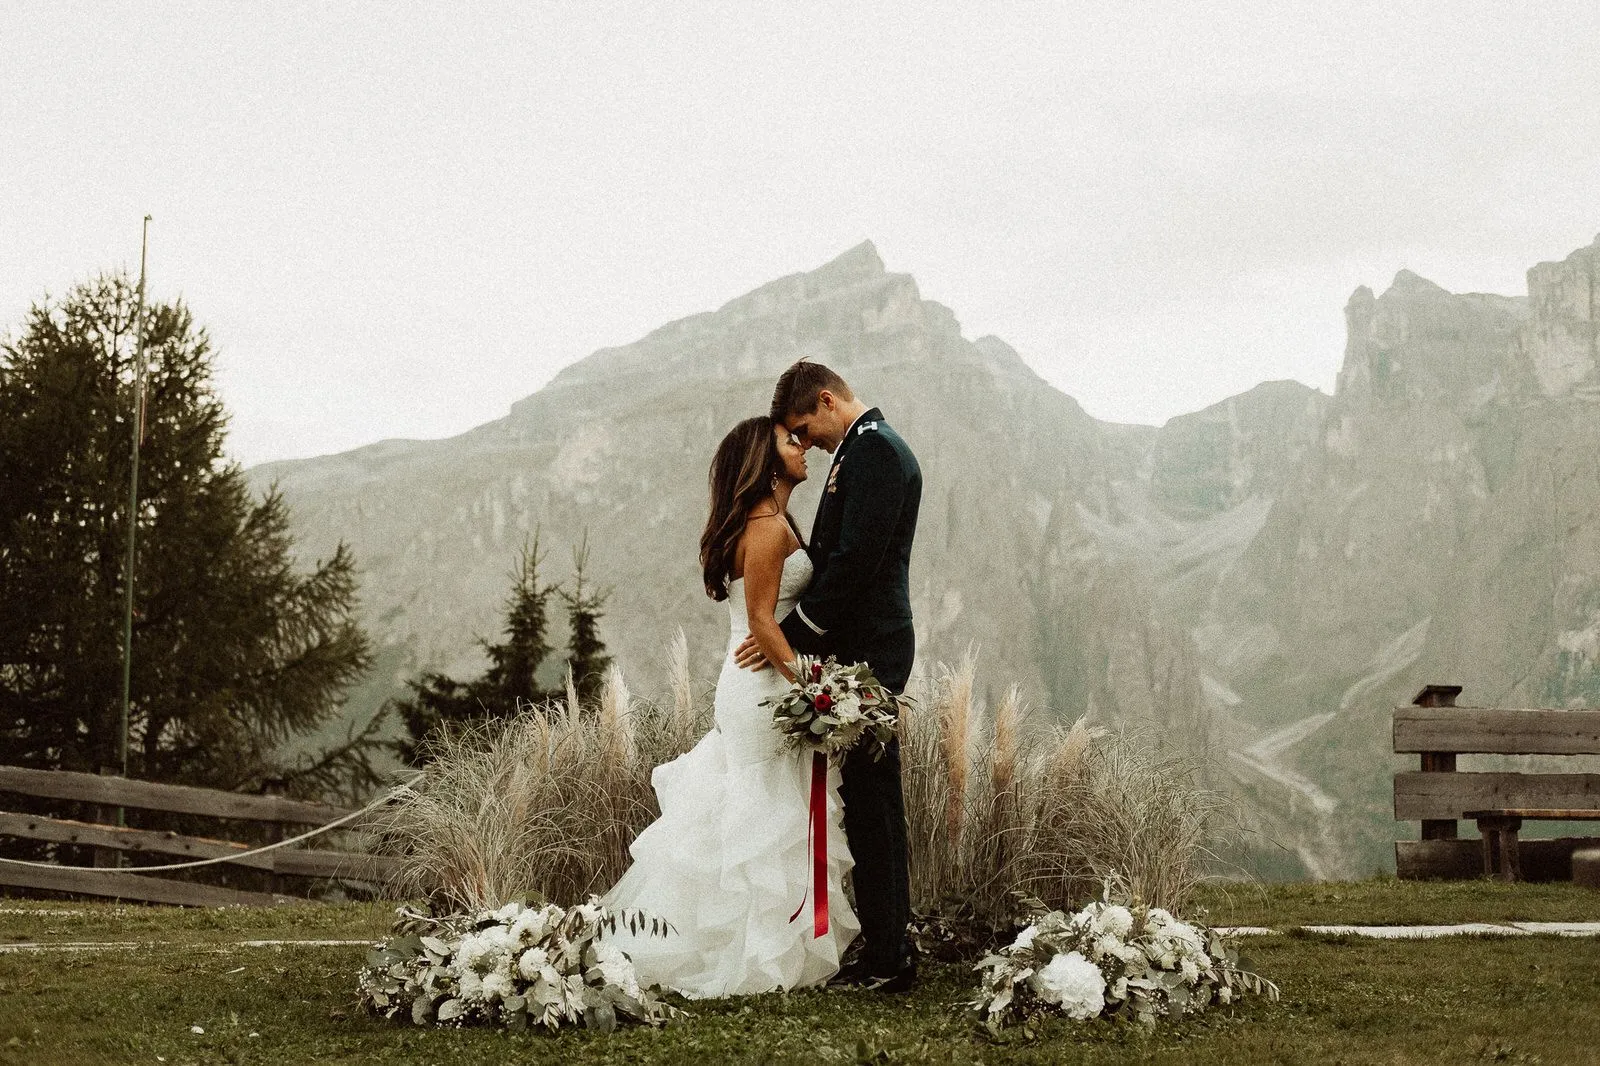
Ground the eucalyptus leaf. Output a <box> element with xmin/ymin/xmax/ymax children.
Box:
<box><xmin>436</xmin><ymin>998</ymin><xmax>465</xmax><ymax>1023</ymax></box>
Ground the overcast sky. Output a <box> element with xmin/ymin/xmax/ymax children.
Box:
<box><xmin>4</xmin><ymin>2</ymin><xmax>1598</xmax><ymax>467</ymax></box>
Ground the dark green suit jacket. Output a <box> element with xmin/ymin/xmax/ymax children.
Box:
<box><xmin>780</xmin><ymin>408</ymin><xmax>921</xmax><ymax>692</ymax></box>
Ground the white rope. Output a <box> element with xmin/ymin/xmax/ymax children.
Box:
<box><xmin>0</xmin><ymin>773</ymin><xmax>422</xmax><ymax>873</ymax></box>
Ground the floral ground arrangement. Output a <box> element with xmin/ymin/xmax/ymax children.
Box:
<box><xmin>357</xmin><ymin>899</ymin><xmax>680</xmax><ymax>1032</ymax></box>
<box><xmin>970</xmin><ymin>893</ymin><xmax>1278</xmax><ymax>1034</ymax></box>
<box><xmin>7</xmin><ymin>882</ymin><xmax>1600</xmax><ymax>1065</ymax></box>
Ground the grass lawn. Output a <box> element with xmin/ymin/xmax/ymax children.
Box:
<box><xmin>3</xmin><ymin>881</ymin><xmax>1599</xmax><ymax>1065</ymax></box>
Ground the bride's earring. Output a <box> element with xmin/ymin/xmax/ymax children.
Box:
<box><xmin>770</xmin><ymin>472</ymin><xmax>780</xmax><ymax>491</ymax></box>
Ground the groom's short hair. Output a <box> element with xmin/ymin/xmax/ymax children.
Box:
<box><xmin>771</xmin><ymin>360</ymin><xmax>853</xmax><ymax>420</ymax></box>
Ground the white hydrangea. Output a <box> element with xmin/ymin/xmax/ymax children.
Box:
<box><xmin>591</xmin><ymin>940</ymin><xmax>642</xmax><ymax>998</ymax></box>
<box><xmin>1011</xmin><ymin>924</ymin><xmax>1038</xmax><ymax>952</ymax></box>
<box><xmin>456</xmin><ymin>969</ymin><xmax>485</xmax><ymax>1003</ymax></box>
<box><xmin>1029</xmin><ymin>951</ymin><xmax>1106</xmax><ymax>1021</ymax></box>
<box><xmin>480</xmin><ymin>972</ymin><xmax>515</xmax><ymax>1001</ymax></box>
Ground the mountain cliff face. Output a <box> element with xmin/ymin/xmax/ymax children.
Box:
<box><xmin>250</xmin><ymin>243</ymin><xmax>1214</xmax><ymax>765</ymax></box>
<box><xmin>250</xmin><ymin>234</ymin><xmax>1600</xmax><ymax>879</ymax></box>
<box><xmin>1183</xmin><ymin>235</ymin><xmax>1600</xmax><ymax>877</ymax></box>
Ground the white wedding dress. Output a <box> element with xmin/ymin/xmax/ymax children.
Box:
<box><xmin>601</xmin><ymin>549</ymin><xmax>859</xmax><ymax>998</ymax></box>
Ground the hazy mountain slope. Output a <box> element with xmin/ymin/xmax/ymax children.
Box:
<box><xmin>1191</xmin><ymin>236</ymin><xmax>1600</xmax><ymax>876</ymax></box>
<box><xmin>252</xmin><ymin>234</ymin><xmax>1600</xmax><ymax>879</ymax></box>
<box><xmin>250</xmin><ymin>243</ymin><xmax>1213</xmax><ymax>759</ymax></box>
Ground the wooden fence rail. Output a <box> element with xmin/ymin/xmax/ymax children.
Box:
<box><xmin>0</xmin><ymin>764</ymin><xmax>398</xmax><ymax>907</ymax></box>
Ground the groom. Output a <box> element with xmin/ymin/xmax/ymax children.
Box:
<box><xmin>736</xmin><ymin>358</ymin><xmax>922</xmax><ymax>992</ymax></box>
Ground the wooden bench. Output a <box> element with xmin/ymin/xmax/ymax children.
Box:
<box><xmin>1463</xmin><ymin>809</ymin><xmax>1600</xmax><ymax>881</ymax></box>
<box><xmin>1394</xmin><ymin>685</ymin><xmax>1600</xmax><ymax>881</ymax></box>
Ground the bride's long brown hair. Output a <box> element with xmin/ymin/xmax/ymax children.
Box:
<box><xmin>700</xmin><ymin>416</ymin><xmax>791</xmax><ymax>601</ymax></box>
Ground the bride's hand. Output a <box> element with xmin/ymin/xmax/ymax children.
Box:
<box><xmin>733</xmin><ymin>634</ymin><xmax>770</xmax><ymax>671</ymax></box>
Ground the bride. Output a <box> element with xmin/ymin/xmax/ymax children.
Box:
<box><xmin>601</xmin><ymin>416</ymin><xmax>859</xmax><ymax>997</ymax></box>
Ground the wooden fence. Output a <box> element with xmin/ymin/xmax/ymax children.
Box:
<box><xmin>0</xmin><ymin>765</ymin><xmax>398</xmax><ymax>906</ymax></box>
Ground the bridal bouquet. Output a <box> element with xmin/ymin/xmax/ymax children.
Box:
<box><xmin>358</xmin><ymin>898</ymin><xmax>683</xmax><ymax>1033</ymax></box>
<box><xmin>765</xmin><ymin>654</ymin><xmax>899</xmax><ymax>759</ymax></box>
<box><xmin>970</xmin><ymin>887</ymin><xmax>1278</xmax><ymax>1034</ymax></box>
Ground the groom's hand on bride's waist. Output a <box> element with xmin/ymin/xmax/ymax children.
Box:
<box><xmin>733</xmin><ymin>634</ymin><xmax>770</xmax><ymax>671</ymax></box>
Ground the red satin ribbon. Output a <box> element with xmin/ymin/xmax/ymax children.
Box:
<box><xmin>787</xmin><ymin>751</ymin><xmax>829</xmax><ymax>939</ymax></box>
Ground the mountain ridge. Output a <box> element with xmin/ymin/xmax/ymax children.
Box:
<box><xmin>250</xmin><ymin>232</ymin><xmax>1600</xmax><ymax>879</ymax></box>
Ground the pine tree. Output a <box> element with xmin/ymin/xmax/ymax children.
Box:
<box><xmin>0</xmin><ymin>274</ymin><xmax>380</xmax><ymax>798</ymax></box>
<box><xmin>390</xmin><ymin>532</ymin><xmax>619</xmax><ymax>763</ymax></box>
<box><xmin>561</xmin><ymin>532</ymin><xmax>614</xmax><ymax>706</ymax></box>
<box><xmin>391</xmin><ymin>535</ymin><xmax>561</xmax><ymax>763</ymax></box>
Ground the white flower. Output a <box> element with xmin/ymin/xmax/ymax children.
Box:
<box><xmin>1167</xmin><ymin>920</ymin><xmax>1206</xmax><ymax>955</ymax></box>
<box><xmin>492</xmin><ymin>902</ymin><xmax>522</xmax><ymax>923</ymax></box>
<box><xmin>511</xmin><ymin>907</ymin><xmax>549</xmax><ymax>943</ymax></box>
<box><xmin>480</xmin><ymin>972</ymin><xmax>514</xmax><ymax>1001</ymax></box>
<box><xmin>1029</xmin><ymin>951</ymin><xmax>1106</xmax><ymax>1021</ymax></box>
<box><xmin>457</xmin><ymin>970</ymin><xmax>485</xmax><ymax>1003</ymax></box>
<box><xmin>1091</xmin><ymin>933</ymin><xmax>1122</xmax><ymax>961</ymax></box>
<box><xmin>574</xmin><ymin>901</ymin><xmax>604</xmax><ymax>925</ymax></box>
<box><xmin>1180</xmin><ymin>958</ymin><xmax>1200</xmax><ymax>984</ymax></box>
<box><xmin>1091</xmin><ymin>904</ymin><xmax>1134</xmax><ymax>940</ymax></box>
<box><xmin>1218</xmin><ymin>985</ymin><xmax>1233</xmax><ymax>1005</ymax></box>
<box><xmin>1011</xmin><ymin>925</ymin><xmax>1038</xmax><ymax>952</ymax></box>
<box><xmin>517</xmin><ymin>947</ymin><xmax>550</xmax><ymax>980</ymax></box>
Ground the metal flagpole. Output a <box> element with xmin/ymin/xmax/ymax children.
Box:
<box><xmin>119</xmin><ymin>215</ymin><xmax>152</xmax><ymax>789</ymax></box>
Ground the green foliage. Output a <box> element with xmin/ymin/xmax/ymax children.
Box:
<box><xmin>561</xmin><ymin>533</ymin><xmax>613</xmax><ymax>707</ymax></box>
<box><xmin>0</xmin><ymin>273</ymin><xmax>380</xmax><ymax>798</ymax></box>
<box><xmin>391</xmin><ymin>532</ymin><xmax>614</xmax><ymax>765</ymax></box>
<box><xmin>390</xmin><ymin>536</ymin><xmax>560</xmax><ymax>765</ymax></box>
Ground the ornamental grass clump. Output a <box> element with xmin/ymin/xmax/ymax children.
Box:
<box><xmin>901</xmin><ymin>651</ymin><xmax>1234</xmax><ymax>926</ymax></box>
<box><xmin>369</xmin><ymin>641</ymin><xmax>1229</xmax><ymax>931</ymax></box>
<box><xmin>368</xmin><ymin>656</ymin><xmax>709</xmax><ymax>912</ymax></box>
<box><xmin>969</xmin><ymin>884</ymin><xmax>1278</xmax><ymax>1034</ymax></box>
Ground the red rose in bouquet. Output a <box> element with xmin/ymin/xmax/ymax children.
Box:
<box><xmin>763</xmin><ymin>655</ymin><xmax>900</xmax><ymax>759</ymax></box>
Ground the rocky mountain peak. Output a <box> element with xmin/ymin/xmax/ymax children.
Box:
<box><xmin>1521</xmin><ymin>235</ymin><xmax>1600</xmax><ymax>397</ymax></box>
<box><xmin>812</xmin><ymin>239</ymin><xmax>886</xmax><ymax>284</ymax></box>
<box><xmin>514</xmin><ymin>243</ymin><xmax>969</xmax><ymax>425</ymax></box>
<box><xmin>1337</xmin><ymin>267</ymin><xmax>1525</xmax><ymax>409</ymax></box>
<box><xmin>1382</xmin><ymin>269</ymin><xmax>1449</xmax><ymax>300</ymax></box>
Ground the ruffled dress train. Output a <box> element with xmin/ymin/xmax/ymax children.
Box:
<box><xmin>602</xmin><ymin>550</ymin><xmax>858</xmax><ymax>998</ymax></box>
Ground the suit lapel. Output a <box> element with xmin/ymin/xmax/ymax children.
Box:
<box><xmin>807</xmin><ymin>407</ymin><xmax>883</xmax><ymax>550</ymax></box>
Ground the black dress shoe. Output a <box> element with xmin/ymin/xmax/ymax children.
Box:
<box><xmin>827</xmin><ymin>959</ymin><xmax>877</xmax><ymax>987</ymax></box>
<box><xmin>862</xmin><ymin>957</ymin><xmax>918</xmax><ymax>994</ymax></box>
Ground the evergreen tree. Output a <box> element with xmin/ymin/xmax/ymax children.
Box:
<box><xmin>561</xmin><ymin>533</ymin><xmax>613</xmax><ymax>706</ymax></box>
<box><xmin>391</xmin><ymin>535</ymin><xmax>561</xmax><ymax>764</ymax></box>
<box><xmin>0</xmin><ymin>274</ymin><xmax>381</xmax><ymax>798</ymax></box>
